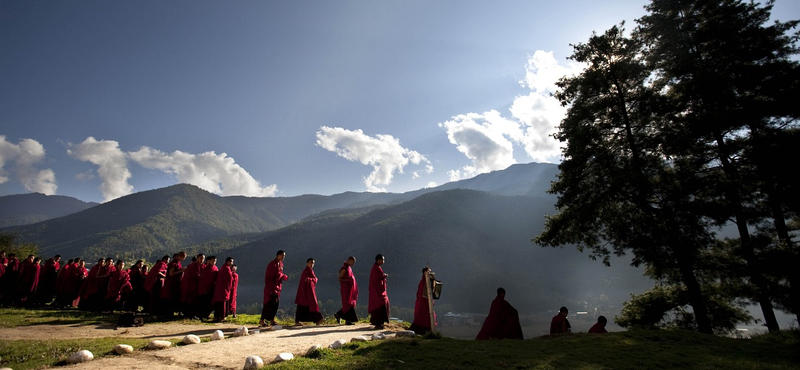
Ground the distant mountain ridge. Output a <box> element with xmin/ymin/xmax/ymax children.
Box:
<box><xmin>0</xmin><ymin>193</ymin><xmax>97</xmax><ymax>228</ymax></box>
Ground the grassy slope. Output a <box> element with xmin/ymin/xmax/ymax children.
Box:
<box><xmin>1</xmin><ymin>308</ymin><xmax>797</xmax><ymax>370</ymax></box>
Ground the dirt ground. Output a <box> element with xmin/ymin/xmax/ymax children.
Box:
<box><xmin>2</xmin><ymin>321</ymin><xmax>401</xmax><ymax>370</ymax></box>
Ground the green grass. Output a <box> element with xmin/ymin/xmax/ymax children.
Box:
<box><xmin>266</xmin><ymin>330</ymin><xmax>800</xmax><ymax>370</ymax></box>
<box><xmin>0</xmin><ymin>307</ymin><xmax>114</xmax><ymax>327</ymax></box>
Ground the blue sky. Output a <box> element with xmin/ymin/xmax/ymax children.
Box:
<box><xmin>2</xmin><ymin>1</ymin><xmax>798</xmax><ymax>203</ymax></box>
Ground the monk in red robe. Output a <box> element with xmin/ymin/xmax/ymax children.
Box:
<box><xmin>1</xmin><ymin>254</ymin><xmax>19</xmax><ymax>305</ymax></box>
<box><xmin>227</xmin><ymin>264</ymin><xmax>238</xmax><ymax>318</ymax></box>
<box><xmin>126</xmin><ymin>260</ymin><xmax>145</xmax><ymax>311</ymax></box>
<box><xmin>260</xmin><ymin>250</ymin><xmax>288</xmax><ymax>327</ymax></box>
<box><xmin>549</xmin><ymin>306</ymin><xmax>571</xmax><ymax>335</ymax></box>
<box><xmin>36</xmin><ymin>256</ymin><xmax>59</xmax><ymax>305</ymax></box>
<box><xmin>476</xmin><ymin>287</ymin><xmax>524</xmax><ymax>340</ymax></box>
<box><xmin>144</xmin><ymin>255</ymin><xmax>169</xmax><ymax>315</ymax></box>
<box><xmin>17</xmin><ymin>256</ymin><xmax>40</xmax><ymax>305</ymax></box>
<box><xmin>180</xmin><ymin>253</ymin><xmax>205</xmax><ymax>318</ymax></box>
<box><xmin>588</xmin><ymin>315</ymin><xmax>608</xmax><ymax>333</ymax></box>
<box><xmin>409</xmin><ymin>267</ymin><xmax>437</xmax><ymax>335</ymax></box>
<box><xmin>159</xmin><ymin>251</ymin><xmax>186</xmax><ymax>317</ymax></box>
<box><xmin>95</xmin><ymin>257</ymin><xmax>115</xmax><ymax>309</ymax></box>
<box><xmin>212</xmin><ymin>257</ymin><xmax>235</xmax><ymax>322</ymax></box>
<box><xmin>105</xmin><ymin>260</ymin><xmax>132</xmax><ymax>312</ymax></box>
<box><xmin>79</xmin><ymin>258</ymin><xmax>105</xmax><ymax>310</ymax></box>
<box><xmin>368</xmin><ymin>254</ymin><xmax>390</xmax><ymax>329</ymax></box>
<box><xmin>196</xmin><ymin>256</ymin><xmax>218</xmax><ymax>320</ymax></box>
<box><xmin>295</xmin><ymin>258</ymin><xmax>324</xmax><ymax>325</ymax></box>
<box><xmin>67</xmin><ymin>260</ymin><xmax>87</xmax><ymax>307</ymax></box>
<box><xmin>334</xmin><ymin>256</ymin><xmax>358</xmax><ymax>325</ymax></box>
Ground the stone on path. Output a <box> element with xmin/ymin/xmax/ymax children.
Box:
<box><xmin>274</xmin><ymin>353</ymin><xmax>294</xmax><ymax>362</ymax></box>
<box><xmin>306</xmin><ymin>344</ymin><xmax>323</xmax><ymax>356</ymax></box>
<box><xmin>396</xmin><ymin>330</ymin><xmax>416</xmax><ymax>338</ymax></box>
<box><xmin>350</xmin><ymin>336</ymin><xmax>369</xmax><ymax>342</ymax></box>
<box><xmin>148</xmin><ymin>340</ymin><xmax>172</xmax><ymax>350</ymax></box>
<box><xmin>232</xmin><ymin>326</ymin><xmax>249</xmax><ymax>337</ymax></box>
<box><xmin>67</xmin><ymin>349</ymin><xmax>94</xmax><ymax>364</ymax></box>
<box><xmin>183</xmin><ymin>334</ymin><xmax>201</xmax><ymax>345</ymax></box>
<box><xmin>271</xmin><ymin>324</ymin><xmax>283</xmax><ymax>330</ymax></box>
<box><xmin>113</xmin><ymin>344</ymin><xmax>134</xmax><ymax>355</ymax></box>
<box><xmin>211</xmin><ymin>330</ymin><xmax>225</xmax><ymax>341</ymax></box>
<box><xmin>329</xmin><ymin>339</ymin><xmax>348</xmax><ymax>349</ymax></box>
<box><xmin>243</xmin><ymin>355</ymin><xmax>264</xmax><ymax>370</ymax></box>
<box><xmin>372</xmin><ymin>333</ymin><xmax>386</xmax><ymax>340</ymax></box>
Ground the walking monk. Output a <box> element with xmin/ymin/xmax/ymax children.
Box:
<box><xmin>196</xmin><ymin>256</ymin><xmax>218</xmax><ymax>319</ymax></box>
<box><xmin>227</xmin><ymin>264</ymin><xmax>238</xmax><ymax>318</ymax></box>
<box><xmin>334</xmin><ymin>256</ymin><xmax>358</xmax><ymax>325</ymax></box>
<box><xmin>295</xmin><ymin>258</ymin><xmax>324</xmax><ymax>325</ymax></box>
<box><xmin>368</xmin><ymin>254</ymin><xmax>390</xmax><ymax>329</ymax></box>
<box><xmin>409</xmin><ymin>267</ymin><xmax>437</xmax><ymax>335</ymax></box>
<box><xmin>144</xmin><ymin>255</ymin><xmax>169</xmax><ymax>315</ymax></box>
<box><xmin>260</xmin><ymin>250</ymin><xmax>288</xmax><ymax>327</ymax></box>
<box><xmin>212</xmin><ymin>257</ymin><xmax>235</xmax><ymax>322</ymax></box>
<box><xmin>159</xmin><ymin>251</ymin><xmax>186</xmax><ymax>317</ymax></box>
<box><xmin>105</xmin><ymin>260</ymin><xmax>131</xmax><ymax>312</ymax></box>
<box><xmin>181</xmin><ymin>253</ymin><xmax>205</xmax><ymax>318</ymax></box>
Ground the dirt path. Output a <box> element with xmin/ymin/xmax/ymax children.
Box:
<box><xmin>2</xmin><ymin>322</ymin><xmax>401</xmax><ymax>370</ymax></box>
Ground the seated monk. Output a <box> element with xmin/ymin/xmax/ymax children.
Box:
<box><xmin>588</xmin><ymin>315</ymin><xmax>608</xmax><ymax>333</ymax></box>
<box><xmin>476</xmin><ymin>287</ymin><xmax>523</xmax><ymax>340</ymax></box>
<box><xmin>550</xmin><ymin>306</ymin><xmax>572</xmax><ymax>334</ymax></box>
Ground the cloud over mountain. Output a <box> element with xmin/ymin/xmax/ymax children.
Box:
<box><xmin>316</xmin><ymin>126</ymin><xmax>433</xmax><ymax>192</ymax></box>
<box><xmin>440</xmin><ymin>50</ymin><xmax>583</xmax><ymax>181</ymax></box>
<box><xmin>0</xmin><ymin>135</ymin><xmax>58</xmax><ymax>195</ymax></box>
<box><xmin>66</xmin><ymin>137</ymin><xmax>277</xmax><ymax>202</ymax></box>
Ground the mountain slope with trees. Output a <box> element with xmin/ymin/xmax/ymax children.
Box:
<box><xmin>0</xmin><ymin>193</ymin><xmax>97</xmax><ymax>228</ymax></box>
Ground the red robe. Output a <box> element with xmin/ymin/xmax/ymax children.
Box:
<box><xmin>588</xmin><ymin>322</ymin><xmax>608</xmax><ymax>333</ymax></box>
<box><xmin>17</xmin><ymin>261</ymin><xmax>40</xmax><ymax>298</ymax></box>
<box><xmin>144</xmin><ymin>260</ymin><xmax>168</xmax><ymax>292</ymax></box>
<box><xmin>68</xmin><ymin>265</ymin><xmax>87</xmax><ymax>304</ymax></box>
<box><xmin>212</xmin><ymin>264</ymin><xmax>234</xmax><ymax>304</ymax></box>
<box><xmin>263</xmin><ymin>258</ymin><xmax>287</xmax><ymax>303</ymax></box>
<box><xmin>198</xmin><ymin>264</ymin><xmax>218</xmax><ymax>295</ymax></box>
<box><xmin>80</xmin><ymin>264</ymin><xmax>102</xmax><ymax>300</ymax></box>
<box><xmin>180</xmin><ymin>261</ymin><xmax>203</xmax><ymax>304</ymax></box>
<box><xmin>159</xmin><ymin>260</ymin><xmax>183</xmax><ymax>299</ymax></box>
<box><xmin>411</xmin><ymin>275</ymin><xmax>436</xmax><ymax>333</ymax></box>
<box><xmin>368</xmin><ymin>263</ymin><xmax>389</xmax><ymax>313</ymax></box>
<box><xmin>228</xmin><ymin>272</ymin><xmax>238</xmax><ymax>313</ymax></box>
<box><xmin>106</xmin><ymin>268</ymin><xmax>132</xmax><ymax>301</ymax></box>
<box><xmin>476</xmin><ymin>296</ymin><xmax>524</xmax><ymax>340</ymax></box>
<box><xmin>549</xmin><ymin>313</ymin><xmax>571</xmax><ymax>334</ymax></box>
<box><xmin>55</xmin><ymin>262</ymin><xmax>72</xmax><ymax>294</ymax></box>
<box><xmin>295</xmin><ymin>266</ymin><xmax>320</xmax><ymax>312</ymax></box>
<box><xmin>339</xmin><ymin>262</ymin><xmax>358</xmax><ymax>312</ymax></box>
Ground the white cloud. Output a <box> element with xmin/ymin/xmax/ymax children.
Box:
<box><xmin>67</xmin><ymin>137</ymin><xmax>132</xmax><ymax>202</ymax></box>
<box><xmin>316</xmin><ymin>126</ymin><xmax>433</xmax><ymax>192</ymax></box>
<box><xmin>440</xmin><ymin>50</ymin><xmax>584</xmax><ymax>180</ymax></box>
<box><xmin>128</xmin><ymin>147</ymin><xmax>278</xmax><ymax>197</ymax></box>
<box><xmin>0</xmin><ymin>135</ymin><xmax>58</xmax><ymax>195</ymax></box>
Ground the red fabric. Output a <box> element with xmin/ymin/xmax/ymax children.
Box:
<box><xmin>180</xmin><ymin>261</ymin><xmax>203</xmax><ymax>304</ymax></box>
<box><xmin>159</xmin><ymin>260</ymin><xmax>183</xmax><ymax>299</ymax></box>
<box><xmin>228</xmin><ymin>272</ymin><xmax>238</xmax><ymax>312</ymax></box>
<box><xmin>17</xmin><ymin>262</ymin><xmax>40</xmax><ymax>295</ymax></box>
<box><xmin>55</xmin><ymin>263</ymin><xmax>72</xmax><ymax>294</ymax></box>
<box><xmin>295</xmin><ymin>266</ymin><xmax>320</xmax><ymax>312</ymax></box>
<box><xmin>198</xmin><ymin>264</ymin><xmax>218</xmax><ymax>295</ymax></box>
<box><xmin>144</xmin><ymin>260</ymin><xmax>167</xmax><ymax>292</ymax></box>
<box><xmin>549</xmin><ymin>314</ymin><xmax>571</xmax><ymax>334</ymax></box>
<box><xmin>68</xmin><ymin>265</ymin><xmax>87</xmax><ymax>302</ymax></box>
<box><xmin>80</xmin><ymin>264</ymin><xmax>102</xmax><ymax>300</ymax></box>
<box><xmin>105</xmin><ymin>268</ymin><xmax>131</xmax><ymax>301</ymax></box>
<box><xmin>368</xmin><ymin>263</ymin><xmax>389</xmax><ymax>312</ymax></box>
<box><xmin>411</xmin><ymin>275</ymin><xmax>436</xmax><ymax>331</ymax></box>
<box><xmin>476</xmin><ymin>296</ymin><xmax>524</xmax><ymax>340</ymax></box>
<box><xmin>588</xmin><ymin>322</ymin><xmax>608</xmax><ymax>333</ymax></box>
<box><xmin>0</xmin><ymin>263</ymin><xmax>5</xmax><ymax>279</ymax></box>
<box><xmin>339</xmin><ymin>263</ymin><xmax>358</xmax><ymax>312</ymax></box>
<box><xmin>212</xmin><ymin>264</ymin><xmax>234</xmax><ymax>304</ymax></box>
<box><xmin>263</xmin><ymin>258</ymin><xmax>288</xmax><ymax>303</ymax></box>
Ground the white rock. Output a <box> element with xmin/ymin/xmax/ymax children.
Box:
<box><xmin>350</xmin><ymin>336</ymin><xmax>369</xmax><ymax>342</ymax></box>
<box><xmin>329</xmin><ymin>339</ymin><xmax>348</xmax><ymax>349</ymax></box>
<box><xmin>306</xmin><ymin>344</ymin><xmax>324</xmax><ymax>356</ymax></box>
<box><xmin>113</xmin><ymin>344</ymin><xmax>134</xmax><ymax>354</ymax></box>
<box><xmin>211</xmin><ymin>330</ymin><xmax>225</xmax><ymax>341</ymax></box>
<box><xmin>274</xmin><ymin>353</ymin><xmax>294</xmax><ymax>362</ymax></box>
<box><xmin>271</xmin><ymin>324</ymin><xmax>283</xmax><ymax>330</ymax></box>
<box><xmin>148</xmin><ymin>340</ymin><xmax>172</xmax><ymax>350</ymax></box>
<box><xmin>372</xmin><ymin>333</ymin><xmax>386</xmax><ymax>340</ymax></box>
<box><xmin>183</xmin><ymin>334</ymin><xmax>201</xmax><ymax>345</ymax></box>
<box><xmin>0</xmin><ymin>367</ymin><xmax>13</xmax><ymax>370</ymax></box>
<box><xmin>396</xmin><ymin>330</ymin><xmax>416</xmax><ymax>338</ymax></box>
<box><xmin>243</xmin><ymin>355</ymin><xmax>264</xmax><ymax>370</ymax></box>
<box><xmin>67</xmin><ymin>350</ymin><xmax>93</xmax><ymax>364</ymax></box>
<box><xmin>232</xmin><ymin>326</ymin><xmax>249</xmax><ymax>337</ymax></box>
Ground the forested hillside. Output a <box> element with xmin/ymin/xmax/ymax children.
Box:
<box><xmin>0</xmin><ymin>193</ymin><xmax>96</xmax><ymax>228</ymax></box>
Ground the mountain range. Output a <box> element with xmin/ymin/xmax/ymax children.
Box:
<box><xmin>1</xmin><ymin>162</ymin><xmax>650</xmax><ymax>316</ymax></box>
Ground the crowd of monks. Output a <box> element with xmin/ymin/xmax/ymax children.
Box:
<box><xmin>0</xmin><ymin>251</ymin><xmax>239</xmax><ymax>322</ymax></box>
<box><xmin>1</xmin><ymin>249</ymin><xmax>601</xmax><ymax>338</ymax></box>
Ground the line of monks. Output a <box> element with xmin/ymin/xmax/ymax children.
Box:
<box><xmin>0</xmin><ymin>251</ymin><xmax>240</xmax><ymax>323</ymax></box>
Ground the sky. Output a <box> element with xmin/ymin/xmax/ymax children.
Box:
<box><xmin>2</xmin><ymin>1</ymin><xmax>798</xmax><ymax>203</ymax></box>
